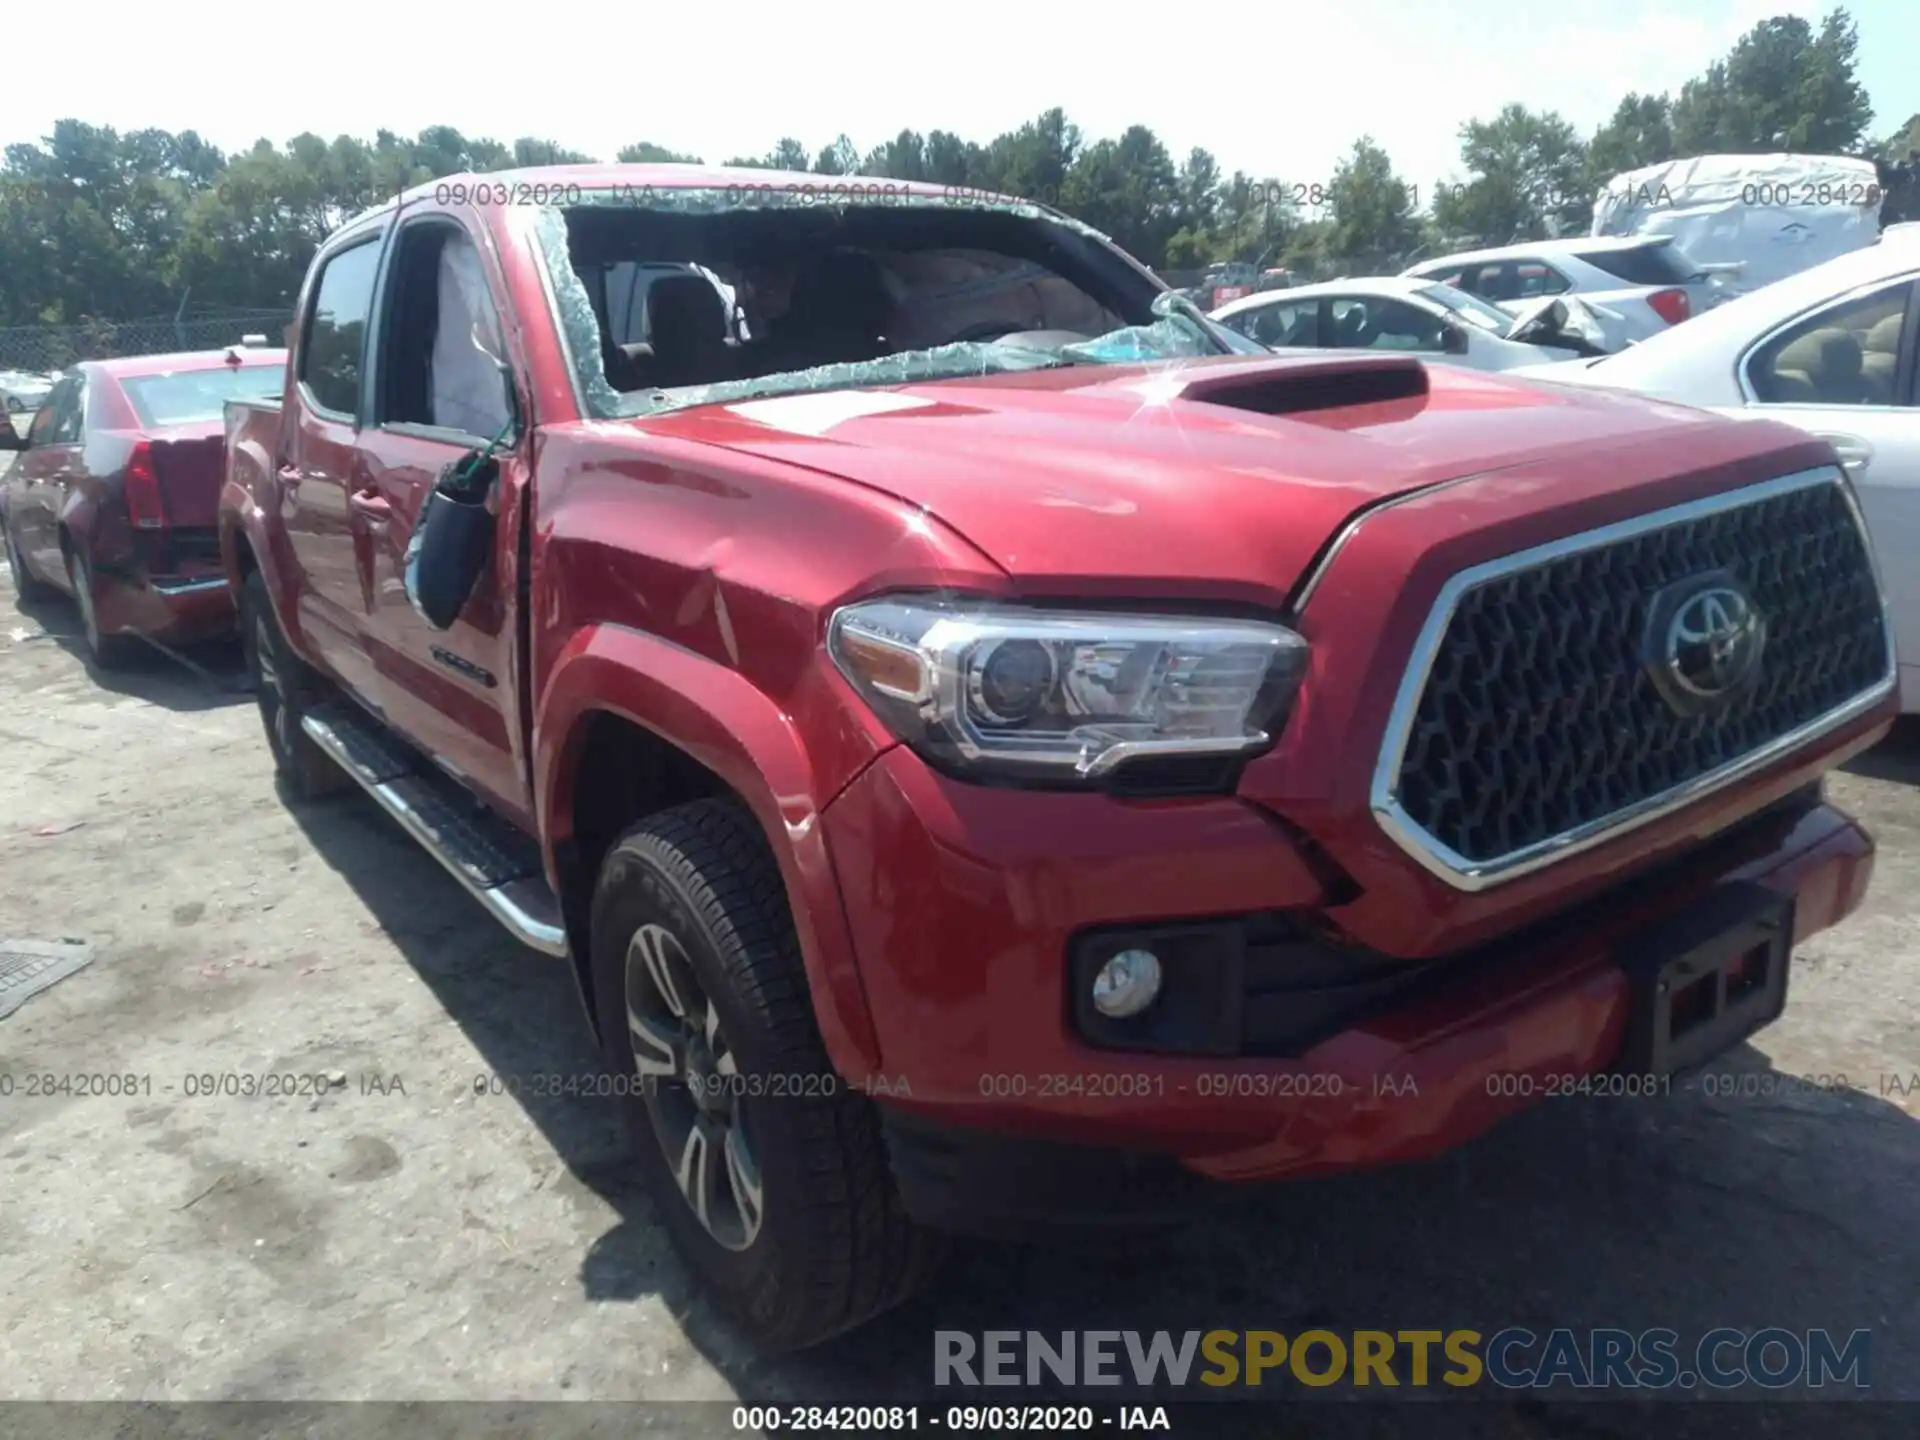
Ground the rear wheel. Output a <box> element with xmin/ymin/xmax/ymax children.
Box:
<box><xmin>5</xmin><ymin>517</ymin><xmax>55</xmax><ymax>603</ymax></box>
<box><xmin>240</xmin><ymin>569</ymin><xmax>348</xmax><ymax>800</ymax></box>
<box><xmin>591</xmin><ymin>799</ymin><xmax>943</xmax><ymax>1350</ymax></box>
<box><xmin>65</xmin><ymin>545</ymin><xmax>135</xmax><ymax>668</ymax></box>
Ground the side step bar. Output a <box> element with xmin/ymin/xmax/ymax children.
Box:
<box><xmin>300</xmin><ymin>705</ymin><xmax>569</xmax><ymax>957</ymax></box>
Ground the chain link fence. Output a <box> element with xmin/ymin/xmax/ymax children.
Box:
<box><xmin>0</xmin><ymin>311</ymin><xmax>292</xmax><ymax>377</ymax></box>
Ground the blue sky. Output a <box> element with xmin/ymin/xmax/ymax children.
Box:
<box><xmin>3</xmin><ymin>0</ymin><xmax>1914</xmax><ymax>192</ymax></box>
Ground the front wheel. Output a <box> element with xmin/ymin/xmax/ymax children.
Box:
<box><xmin>240</xmin><ymin>569</ymin><xmax>349</xmax><ymax>800</ymax></box>
<box><xmin>591</xmin><ymin>799</ymin><xmax>944</xmax><ymax>1350</ymax></box>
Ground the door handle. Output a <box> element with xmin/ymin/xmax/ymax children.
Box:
<box><xmin>348</xmin><ymin>489</ymin><xmax>392</xmax><ymax>521</ymax></box>
<box><xmin>1816</xmin><ymin>433</ymin><xmax>1873</xmax><ymax>479</ymax></box>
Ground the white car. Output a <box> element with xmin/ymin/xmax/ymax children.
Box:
<box><xmin>1402</xmin><ymin>235</ymin><xmax>1720</xmax><ymax>348</ymax></box>
<box><xmin>1209</xmin><ymin>276</ymin><xmax>1610</xmax><ymax>370</ymax></box>
<box><xmin>1510</xmin><ymin>232</ymin><xmax>1920</xmax><ymax>707</ymax></box>
<box><xmin>0</xmin><ymin>370</ymin><xmax>54</xmax><ymax>413</ymax></box>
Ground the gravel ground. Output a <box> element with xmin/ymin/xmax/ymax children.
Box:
<box><xmin>0</xmin><ymin>554</ymin><xmax>1917</xmax><ymax>1438</ymax></box>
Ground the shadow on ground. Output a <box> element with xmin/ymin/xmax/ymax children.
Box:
<box><xmin>1844</xmin><ymin>716</ymin><xmax>1920</xmax><ymax>787</ymax></box>
<box><xmin>282</xmin><ymin>739</ymin><xmax>1920</xmax><ymax>1438</ymax></box>
<box><xmin>9</xmin><ymin>590</ymin><xmax>249</xmax><ymax>712</ymax></box>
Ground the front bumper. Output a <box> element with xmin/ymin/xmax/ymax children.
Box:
<box><xmin>821</xmin><ymin>750</ymin><xmax>1873</xmax><ymax>1226</ymax></box>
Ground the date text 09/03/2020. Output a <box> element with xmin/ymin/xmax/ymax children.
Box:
<box><xmin>730</xmin><ymin>1406</ymin><xmax>1169</xmax><ymax>1433</ymax></box>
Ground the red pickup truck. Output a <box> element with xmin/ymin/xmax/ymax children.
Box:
<box><xmin>220</xmin><ymin>165</ymin><xmax>1894</xmax><ymax>1350</ymax></box>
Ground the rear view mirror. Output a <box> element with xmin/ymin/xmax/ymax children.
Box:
<box><xmin>1441</xmin><ymin>324</ymin><xmax>1470</xmax><ymax>355</ymax></box>
<box><xmin>0</xmin><ymin>421</ymin><xmax>25</xmax><ymax>451</ymax></box>
<box><xmin>405</xmin><ymin>451</ymin><xmax>500</xmax><ymax>630</ymax></box>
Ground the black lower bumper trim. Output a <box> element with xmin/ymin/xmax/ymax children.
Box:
<box><xmin>876</xmin><ymin>1104</ymin><xmax>1217</xmax><ymax>1237</ymax></box>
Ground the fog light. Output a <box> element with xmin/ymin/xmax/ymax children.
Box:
<box><xmin>1091</xmin><ymin>948</ymin><xmax>1163</xmax><ymax>1018</ymax></box>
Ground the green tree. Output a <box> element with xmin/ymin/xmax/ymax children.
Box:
<box><xmin>0</xmin><ymin>120</ymin><xmax>191</xmax><ymax>321</ymax></box>
<box><xmin>1062</xmin><ymin>125</ymin><xmax>1179</xmax><ymax>264</ymax></box>
<box><xmin>973</xmin><ymin>108</ymin><xmax>1080</xmax><ymax>204</ymax></box>
<box><xmin>1206</xmin><ymin>172</ymin><xmax>1299</xmax><ymax>268</ymax></box>
<box><xmin>616</xmin><ymin>142</ymin><xmax>702</xmax><ymax>164</ymax></box>
<box><xmin>923</xmin><ymin>131</ymin><xmax>983</xmax><ymax>187</ymax></box>
<box><xmin>1323</xmin><ymin>136</ymin><xmax>1420</xmax><ymax>270</ymax></box>
<box><xmin>862</xmin><ymin>130</ymin><xmax>930</xmax><ymax>181</ymax></box>
<box><xmin>1433</xmin><ymin>104</ymin><xmax>1589</xmax><ymax>245</ymax></box>
<box><xmin>0</xmin><ymin>121</ymin><xmax>619</xmax><ymax>324</ymax></box>
<box><xmin>767</xmin><ymin>138</ymin><xmax>811</xmax><ymax>172</ymax></box>
<box><xmin>813</xmin><ymin>135</ymin><xmax>861</xmax><ymax>175</ymax></box>
<box><xmin>509</xmin><ymin>137</ymin><xmax>593</xmax><ymax>167</ymax></box>
<box><xmin>1670</xmin><ymin>9</ymin><xmax>1872</xmax><ymax>154</ymax></box>
<box><xmin>1586</xmin><ymin>93</ymin><xmax>1675</xmax><ymax>186</ymax></box>
<box><xmin>1874</xmin><ymin>113</ymin><xmax>1920</xmax><ymax>162</ymax></box>
<box><xmin>1164</xmin><ymin>148</ymin><xmax>1223</xmax><ymax>266</ymax></box>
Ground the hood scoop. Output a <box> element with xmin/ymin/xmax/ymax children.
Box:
<box><xmin>1178</xmin><ymin>354</ymin><xmax>1430</xmax><ymax>416</ymax></box>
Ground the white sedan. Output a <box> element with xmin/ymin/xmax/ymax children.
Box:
<box><xmin>1512</xmin><ymin>231</ymin><xmax>1920</xmax><ymax>707</ymax></box>
<box><xmin>1402</xmin><ymin>235</ymin><xmax>1720</xmax><ymax>348</ymax></box>
<box><xmin>0</xmin><ymin>370</ymin><xmax>54</xmax><ymax>413</ymax></box>
<box><xmin>1210</xmin><ymin>277</ymin><xmax>1610</xmax><ymax>371</ymax></box>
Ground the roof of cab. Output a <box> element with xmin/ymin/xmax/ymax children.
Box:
<box><xmin>352</xmin><ymin>163</ymin><xmax>1004</xmax><ymax>221</ymax></box>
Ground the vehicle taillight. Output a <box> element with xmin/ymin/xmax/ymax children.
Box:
<box><xmin>1648</xmin><ymin>288</ymin><xmax>1691</xmax><ymax>326</ymax></box>
<box><xmin>124</xmin><ymin>441</ymin><xmax>165</xmax><ymax>530</ymax></box>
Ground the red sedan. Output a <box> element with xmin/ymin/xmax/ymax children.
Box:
<box><xmin>1</xmin><ymin>347</ymin><xmax>286</xmax><ymax>666</ymax></box>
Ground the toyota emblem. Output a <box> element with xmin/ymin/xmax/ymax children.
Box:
<box><xmin>1643</xmin><ymin>572</ymin><xmax>1767</xmax><ymax>715</ymax></box>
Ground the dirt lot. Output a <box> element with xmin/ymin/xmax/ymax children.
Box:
<box><xmin>2</xmin><ymin>518</ymin><xmax>1919</xmax><ymax>1434</ymax></box>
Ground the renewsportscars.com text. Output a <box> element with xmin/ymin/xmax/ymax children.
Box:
<box><xmin>934</xmin><ymin>1327</ymin><xmax>1870</xmax><ymax>1391</ymax></box>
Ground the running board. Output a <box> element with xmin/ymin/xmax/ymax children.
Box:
<box><xmin>300</xmin><ymin>705</ymin><xmax>569</xmax><ymax>957</ymax></box>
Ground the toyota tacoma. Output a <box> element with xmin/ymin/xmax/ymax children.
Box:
<box><xmin>218</xmin><ymin>166</ymin><xmax>1895</xmax><ymax>1350</ymax></box>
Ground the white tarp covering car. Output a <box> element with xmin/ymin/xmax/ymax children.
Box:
<box><xmin>1592</xmin><ymin>153</ymin><xmax>1882</xmax><ymax>299</ymax></box>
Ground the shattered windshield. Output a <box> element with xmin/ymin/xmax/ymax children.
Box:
<box><xmin>527</xmin><ymin>190</ymin><xmax>1239</xmax><ymax>419</ymax></box>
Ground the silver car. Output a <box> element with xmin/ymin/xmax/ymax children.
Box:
<box><xmin>0</xmin><ymin>370</ymin><xmax>55</xmax><ymax>413</ymax></box>
<box><xmin>1403</xmin><ymin>236</ymin><xmax>1719</xmax><ymax>348</ymax></box>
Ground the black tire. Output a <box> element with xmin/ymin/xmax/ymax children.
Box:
<box><xmin>240</xmin><ymin>568</ymin><xmax>349</xmax><ymax>800</ymax></box>
<box><xmin>591</xmin><ymin>798</ymin><xmax>944</xmax><ymax>1350</ymax></box>
<box><xmin>64</xmin><ymin>544</ymin><xmax>137</xmax><ymax>668</ymax></box>
<box><xmin>5</xmin><ymin>515</ymin><xmax>56</xmax><ymax>603</ymax></box>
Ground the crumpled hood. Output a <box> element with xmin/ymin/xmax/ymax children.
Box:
<box><xmin>630</xmin><ymin>354</ymin><xmax>1746</xmax><ymax>604</ymax></box>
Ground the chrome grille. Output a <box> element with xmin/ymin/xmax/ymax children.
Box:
<box><xmin>1373</xmin><ymin>469</ymin><xmax>1893</xmax><ymax>888</ymax></box>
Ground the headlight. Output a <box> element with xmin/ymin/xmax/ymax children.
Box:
<box><xmin>827</xmin><ymin>596</ymin><xmax>1309</xmax><ymax>784</ymax></box>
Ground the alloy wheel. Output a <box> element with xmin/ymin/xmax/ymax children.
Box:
<box><xmin>625</xmin><ymin>922</ymin><xmax>765</xmax><ymax>1251</ymax></box>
